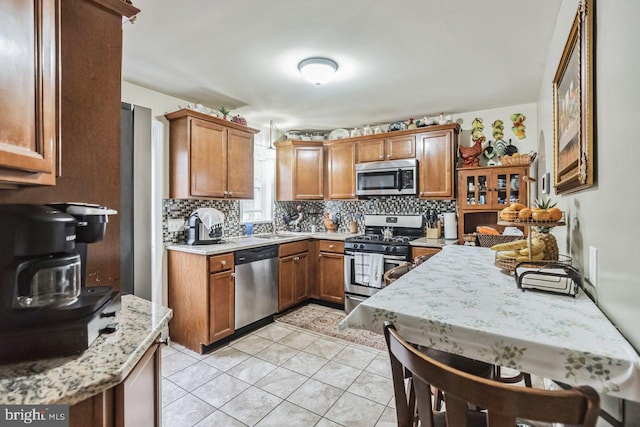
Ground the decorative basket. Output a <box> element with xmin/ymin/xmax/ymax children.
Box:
<box><xmin>494</xmin><ymin>253</ymin><xmax>572</xmax><ymax>272</ymax></box>
<box><xmin>500</xmin><ymin>152</ymin><xmax>537</xmax><ymax>166</ymax></box>
<box><xmin>463</xmin><ymin>233</ymin><xmax>478</xmax><ymax>245</ymax></box>
<box><xmin>476</xmin><ymin>234</ymin><xmax>521</xmax><ymax>248</ymax></box>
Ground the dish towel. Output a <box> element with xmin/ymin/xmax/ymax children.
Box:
<box><xmin>354</xmin><ymin>252</ymin><xmax>370</xmax><ymax>285</ymax></box>
<box><xmin>193</xmin><ymin>208</ymin><xmax>225</xmax><ymax>231</ymax></box>
<box><xmin>368</xmin><ymin>254</ymin><xmax>384</xmax><ymax>288</ymax></box>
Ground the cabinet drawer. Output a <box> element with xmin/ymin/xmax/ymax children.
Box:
<box><xmin>208</xmin><ymin>253</ymin><xmax>234</xmax><ymax>274</ymax></box>
<box><xmin>279</xmin><ymin>240</ymin><xmax>309</xmax><ymax>258</ymax></box>
<box><xmin>318</xmin><ymin>240</ymin><xmax>344</xmax><ymax>254</ymax></box>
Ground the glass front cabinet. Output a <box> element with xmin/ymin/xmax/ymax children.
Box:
<box><xmin>457</xmin><ymin>166</ymin><xmax>530</xmax><ymax>210</ymax></box>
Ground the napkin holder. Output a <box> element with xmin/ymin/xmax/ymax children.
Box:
<box><xmin>515</xmin><ymin>262</ymin><xmax>581</xmax><ymax>297</ymax></box>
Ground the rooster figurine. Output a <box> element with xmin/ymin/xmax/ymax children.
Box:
<box><xmin>283</xmin><ymin>205</ymin><xmax>304</xmax><ymax>231</ymax></box>
<box><xmin>460</xmin><ymin>137</ymin><xmax>483</xmax><ymax>168</ymax></box>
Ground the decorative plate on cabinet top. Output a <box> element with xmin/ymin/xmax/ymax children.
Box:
<box><xmin>328</xmin><ymin>128</ymin><xmax>349</xmax><ymax>140</ymax></box>
<box><xmin>388</xmin><ymin>121</ymin><xmax>408</xmax><ymax>132</ymax></box>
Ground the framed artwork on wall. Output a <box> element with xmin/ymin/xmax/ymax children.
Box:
<box><xmin>553</xmin><ymin>0</ymin><xmax>594</xmax><ymax>194</ymax></box>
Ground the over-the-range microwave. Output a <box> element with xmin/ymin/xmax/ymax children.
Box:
<box><xmin>355</xmin><ymin>158</ymin><xmax>417</xmax><ymax>196</ymax></box>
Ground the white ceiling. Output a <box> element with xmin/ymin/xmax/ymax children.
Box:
<box><xmin>122</xmin><ymin>0</ymin><xmax>561</xmax><ymax>132</ymax></box>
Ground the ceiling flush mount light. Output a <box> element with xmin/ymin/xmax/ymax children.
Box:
<box><xmin>298</xmin><ymin>57</ymin><xmax>338</xmax><ymax>85</ymax></box>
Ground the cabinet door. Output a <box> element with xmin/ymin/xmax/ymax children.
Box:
<box><xmin>386</xmin><ymin>135</ymin><xmax>415</xmax><ymax>160</ymax></box>
<box><xmin>318</xmin><ymin>252</ymin><xmax>344</xmax><ymax>304</ymax></box>
<box><xmin>458</xmin><ymin>170</ymin><xmax>491</xmax><ymax>209</ymax></box>
<box><xmin>326</xmin><ymin>142</ymin><xmax>356</xmax><ymax>199</ymax></box>
<box><xmin>0</xmin><ymin>0</ymin><xmax>58</xmax><ymax>182</ymax></box>
<box><xmin>357</xmin><ymin>139</ymin><xmax>385</xmax><ymax>162</ymax></box>
<box><xmin>227</xmin><ymin>128</ymin><xmax>254</xmax><ymax>199</ymax></box>
<box><xmin>293</xmin><ymin>253</ymin><xmax>309</xmax><ymax>304</ymax></box>
<box><xmin>293</xmin><ymin>145</ymin><xmax>323</xmax><ymax>199</ymax></box>
<box><xmin>418</xmin><ymin>131</ymin><xmax>455</xmax><ymax>199</ymax></box>
<box><xmin>115</xmin><ymin>341</ymin><xmax>161</xmax><ymax>427</ymax></box>
<box><xmin>411</xmin><ymin>247</ymin><xmax>441</xmax><ymax>261</ymax></box>
<box><xmin>278</xmin><ymin>255</ymin><xmax>295</xmax><ymax>311</ymax></box>
<box><xmin>492</xmin><ymin>168</ymin><xmax>526</xmax><ymax>209</ymax></box>
<box><xmin>190</xmin><ymin>118</ymin><xmax>227</xmax><ymax>198</ymax></box>
<box><xmin>209</xmin><ymin>270</ymin><xmax>234</xmax><ymax>343</ymax></box>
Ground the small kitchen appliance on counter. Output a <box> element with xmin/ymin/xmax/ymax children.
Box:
<box><xmin>0</xmin><ymin>203</ymin><xmax>120</xmax><ymax>364</ymax></box>
<box><xmin>343</xmin><ymin>214</ymin><xmax>424</xmax><ymax>313</ymax></box>
<box><xmin>186</xmin><ymin>208</ymin><xmax>225</xmax><ymax>245</ymax></box>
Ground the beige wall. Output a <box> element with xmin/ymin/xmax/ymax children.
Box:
<box><xmin>537</xmin><ymin>0</ymin><xmax>640</xmax><ymax>352</ymax></box>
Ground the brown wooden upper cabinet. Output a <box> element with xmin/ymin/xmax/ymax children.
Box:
<box><xmin>417</xmin><ymin>124</ymin><xmax>460</xmax><ymax>199</ymax></box>
<box><xmin>325</xmin><ymin>140</ymin><xmax>356</xmax><ymax>199</ymax></box>
<box><xmin>166</xmin><ymin>109</ymin><xmax>259</xmax><ymax>199</ymax></box>
<box><xmin>0</xmin><ymin>0</ymin><xmax>59</xmax><ymax>186</ymax></box>
<box><xmin>275</xmin><ymin>140</ymin><xmax>324</xmax><ymax>200</ymax></box>
<box><xmin>356</xmin><ymin>134</ymin><xmax>415</xmax><ymax>163</ymax></box>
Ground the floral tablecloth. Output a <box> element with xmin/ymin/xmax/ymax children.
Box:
<box><xmin>339</xmin><ymin>245</ymin><xmax>640</xmax><ymax>402</ymax></box>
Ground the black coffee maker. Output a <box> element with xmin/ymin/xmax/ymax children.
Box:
<box><xmin>0</xmin><ymin>203</ymin><xmax>120</xmax><ymax>364</ymax></box>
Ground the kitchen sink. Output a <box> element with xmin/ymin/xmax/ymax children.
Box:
<box><xmin>253</xmin><ymin>234</ymin><xmax>292</xmax><ymax>240</ymax></box>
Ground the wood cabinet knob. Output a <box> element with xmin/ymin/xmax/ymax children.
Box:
<box><xmin>329</xmin><ymin>244</ymin><xmax>334</xmax><ymax>249</ymax></box>
<box><xmin>293</xmin><ymin>256</ymin><xmax>300</xmax><ymax>262</ymax></box>
<box><xmin>223</xmin><ymin>190</ymin><xmax>228</xmax><ymax>196</ymax></box>
<box><xmin>221</xmin><ymin>260</ymin><xmax>226</xmax><ymax>266</ymax></box>
<box><xmin>386</xmin><ymin>154</ymin><xmax>391</xmax><ymax>158</ymax></box>
<box><xmin>230</xmin><ymin>273</ymin><xmax>236</xmax><ymax>279</ymax></box>
<box><xmin>228</xmin><ymin>191</ymin><xmax>233</xmax><ymax>197</ymax></box>
<box><xmin>379</xmin><ymin>155</ymin><xmax>384</xmax><ymax>159</ymax></box>
<box><xmin>318</xmin><ymin>254</ymin><xmax>322</xmax><ymax>258</ymax></box>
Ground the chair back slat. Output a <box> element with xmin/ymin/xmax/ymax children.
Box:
<box><xmin>384</xmin><ymin>322</ymin><xmax>600</xmax><ymax>427</ymax></box>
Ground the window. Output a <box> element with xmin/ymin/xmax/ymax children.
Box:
<box><xmin>240</xmin><ymin>145</ymin><xmax>275</xmax><ymax>223</ymax></box>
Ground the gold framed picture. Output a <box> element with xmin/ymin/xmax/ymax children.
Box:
<box><xmin>553</xmin><ymin>0</ymin><xmax>594</xmax><ymax>194</ymax></box>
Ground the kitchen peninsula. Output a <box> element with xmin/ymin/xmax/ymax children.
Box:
<box><xmin>0</xmin><ymin>296</ymin><xmax>172</xmax><ymax>426</ymax></box>
<box><xmin>341</xmin><ymin>245</ymin><xmax>640</xmax><ymax>403</ymax></box>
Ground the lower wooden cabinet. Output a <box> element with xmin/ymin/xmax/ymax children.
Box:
<box><xmin>209</xmin><ymin>269</ymin><xmax>235</xmax><ymax>343</ymax></box>
<box><xmin>317</xmin><ymin>240</ymin><xmax>345</xmax><ymax>304</ymax></box>
<box><xmin>168</xmin><ymin>251</ymin><xmax>235</xmax><ymax>353</ymax></box>
<box><xmin>411</xmin><ymin>246</ymin><xmax>441</xmax><ymax>261</ymax></box>
<box><xmin>279</xmin><ymin>241</ymin><xmax>309</xmax><ymax>310</ymax></box>
<box><xmin>69</xmin><ymin>337</ymin><xmax>161</xmax><ymax>427</ymax></box>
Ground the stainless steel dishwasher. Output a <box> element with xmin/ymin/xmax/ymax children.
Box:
<box><xmin>234</xmin><ymin>245</ymin><xmax>279</xmax><ymax>329</ymax></box>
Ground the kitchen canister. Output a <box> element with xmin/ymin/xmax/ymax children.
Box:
<box><xmin>443</xmin><ymin>212</ymin><xmax>458</xmax><ymax>240</ymax></box>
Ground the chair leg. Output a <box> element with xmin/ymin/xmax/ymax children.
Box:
<box><xmin>433</xmin><ymin>387</ymin><xmax>444</xmax><ymax>412</ymax></box>
<box><xmin>495</xmin><ymin>365</ymin><xmax>533</xmax><ymax>387</ymax></box>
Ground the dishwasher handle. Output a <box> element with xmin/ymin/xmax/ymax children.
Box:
<box><xmin>235</xmin><ymin>244</ymin><xmax>279</xmax><ymax>265</ymax></box>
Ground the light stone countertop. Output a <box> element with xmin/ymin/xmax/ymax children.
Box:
<box><xmin>0</xmin><ymin>295</ymin><xmax>172</xmax><ymax>405</ymax></box>
<box><xmin>410</xmin><ymin>237</ymin><xmax>458</xmax><ymax>248</ymax></box>
<box><xmin>166</xmin><ymin>231</ymin><xmax>356</xmax><ymax>255</ymax></box>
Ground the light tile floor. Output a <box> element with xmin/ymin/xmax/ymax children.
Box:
<box><xmin>161</xmin><ymin>322</ymin><xmax>397</xmax><ymax>427</ymax></box>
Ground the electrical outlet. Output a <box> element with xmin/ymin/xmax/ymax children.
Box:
<box><xmin>167</xmin><ymin>218</ymin><xmax>185</xmax><ymax>233</ymax></box>
<box><xmin>589</xmin><ymin>246</ymin><xmax>598</xmax><ymax>287</ymax></box>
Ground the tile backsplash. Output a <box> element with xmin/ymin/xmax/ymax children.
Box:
<box><xmin>163</xmin><ymin>197</ymin><xmax>456</xmax><ymax>244</ymax></box>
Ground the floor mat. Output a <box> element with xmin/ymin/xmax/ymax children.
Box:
<box><xmin>275</xmin><ymin>303</ymin><xmax>387</xmax><ymax>351</ymax></box>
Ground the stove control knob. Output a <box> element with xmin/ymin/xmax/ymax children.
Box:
<box><xmin>391</xmin><ymin>247</ymin><xmax>397</xmax><ymax>252</ymax></box>
<box><xmin>360</xmin><ymin>244</ymin><xmax>365</xmax><ymax>249</ymax></box>
<box><xmin>384</xmin><ymin>246</ymin><xmax>390</xmax><ymax>251</ymax></box>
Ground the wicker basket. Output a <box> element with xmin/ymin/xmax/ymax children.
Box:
<box><xmin>476</xmin><ymin>234</ymin><xmax>521</xmax><ymax>248</ymax></box>
<box><xmin>494</xmin><ymin>253</ymin><xmax>572</xmax><ymax>272</ymax></box>
<box><xmin>500</xmin><ymin>152</ymin><xmax>537</xmax><ymax>166</ymax></box>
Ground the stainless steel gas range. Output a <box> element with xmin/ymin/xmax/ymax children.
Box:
<box><xmin>343</xmin><ymin>214</ymin><xmax>423</xmax><ymax>313</ymax></box>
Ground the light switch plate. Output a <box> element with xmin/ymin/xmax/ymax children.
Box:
<box><xmin>167</xmin><ymin>218</ymin><xmax>185</xmax><ymax>232</ymax></box>
<box><xmin>589</xmin><ymin>246</ymin><xmax>598</xmax><ymax>287</ymax></box>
